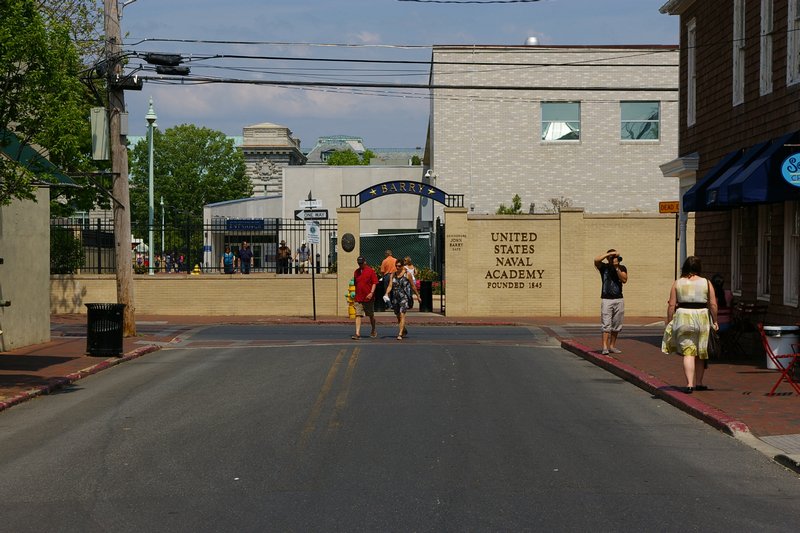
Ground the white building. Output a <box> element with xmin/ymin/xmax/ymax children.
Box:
<box><xmin>427</xmin><ymin>45</ymin><xmax>679</xmax><ymax>216</ymax></box>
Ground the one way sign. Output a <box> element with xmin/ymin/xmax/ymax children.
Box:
<box><xmin>294</xmin><ymin>209</ymin><xmax>329</xmax><ymax>221</ymax></box>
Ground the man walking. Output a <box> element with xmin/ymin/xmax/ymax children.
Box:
<box><xmin>238</xmin><ymin>241</ymin><xmax>254</xmax><ymax>274</ymax></box>
<box><xmin>594</xmin><ymin>249</ymin><xmax>628</xmax><ymax>355</ymax></box>
<box><xmin>352</xmin><ymin>256</ymin><xmax>378</xmax><ymax>339</ymax></box>
<box><xmin>380</xmin><ymin>249</ymin><xmax>396</xmax><ymax>282</ymax></box>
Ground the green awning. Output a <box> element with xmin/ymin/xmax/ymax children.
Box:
<box><xmin>0</xmin><ymin>129</ymin><xmax>76</xmax><ymax>185</ymax></box>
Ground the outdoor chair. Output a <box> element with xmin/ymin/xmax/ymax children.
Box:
<box><xmin>757</xmin><ymin>323</ymin><xmax>800</xmax><ymax>396</ymax></box>
<box><xmin>723</xmin><ymin>302</ymin><xmax>768</xmax><ymax>358</ymax></box>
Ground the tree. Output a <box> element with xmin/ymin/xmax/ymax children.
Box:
<box><xmin>496</xmin><ymin>194</ymin><xmax>523</xmax><ymax>215</ymax></box>
<box><xmin>327</xmin><ymin>149</ymin><xmax>375</xmax><ymax>166</ymax></box>
<box><xmin>543</xmin><ymin>196</ymin><xmax>573</xmax><ymax>213</ymax></box>
<box><xmin>0</xmin><ymin>0</ymin><xmax>88</xmax><ymax>205</ymax></box>
<box><xmin>128</xmin><ymin>124</ymin><xmax>252</xmax><ymax>229</ymax></box>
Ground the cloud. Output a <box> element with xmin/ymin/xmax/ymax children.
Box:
<box><xmin>350</xmin><ymin>31</ymin><xmax>383</xmax><ymax>45</ymax></box>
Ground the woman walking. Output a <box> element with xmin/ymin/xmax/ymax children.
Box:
<box><xmin>385</xmin><ymin>258</ymin><xmax>420</xmax><ymax>340</ymax></box>
<box><xmin>662</xmin><ymin>256</ymin><xmax>718</xmax><ymax>393</ymax></box>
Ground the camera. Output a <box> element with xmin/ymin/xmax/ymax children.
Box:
<box><xmin>616</xmin><ymin>255</ymin><xmax>623</xmax><ymax>263</ymax></box>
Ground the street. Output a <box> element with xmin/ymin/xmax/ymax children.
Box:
<box><xmin>0</xmin><ymin>324</ymin><xmax>798</xmax><ymax>532</ymax></box>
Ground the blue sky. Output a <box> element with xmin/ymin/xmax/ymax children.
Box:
<box><xmin>121</xmin><ymin>0</ymin><xmax>677</xmax><ymax>149</ymax></box>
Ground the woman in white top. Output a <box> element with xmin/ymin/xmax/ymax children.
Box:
<box><xmin>403</xmin><ymin>256</ymin><xmax>416</xmax><ymax>283</ymax></box>
<box><xmin>661</xmin><ymin>256</ymin><xmax>718</xmax><ymax>393</ymax></box>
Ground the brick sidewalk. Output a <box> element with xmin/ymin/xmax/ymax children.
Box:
<box><xmin>563</xmin><ymin>334</ymin><xmax>800</xmax><ymax>438</ymax></box>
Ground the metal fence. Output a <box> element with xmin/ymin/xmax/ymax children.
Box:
<box><xmin>50</xmin><ymin>218</ymin><xmax>339</xmax><ymax>274</ymax></box>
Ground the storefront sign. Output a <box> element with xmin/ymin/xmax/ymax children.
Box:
<box><xmin>781</xmin><ymin>153</ymin><xmax>800</xmax><ymax>187</ymax></box>
<box><xmin>226</xmin><ymin>219</ymin><xmax>265</xmax><ymax>231</ymax></box>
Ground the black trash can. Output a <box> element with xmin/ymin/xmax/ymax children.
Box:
<box><xmin>419</xmin><ymin>280</ymin><xmax>433</xmax><ymax>312</ymax></box>
<box><xmin>85</xmin><ymin>303</ymin><xmax>126</xmax><ymax>356</ymax></box>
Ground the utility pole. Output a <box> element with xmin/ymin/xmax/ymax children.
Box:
<box><xmin>104</xmin><ymin>0</ymin><xmax>136</xmax><ymax>336</ymax></box>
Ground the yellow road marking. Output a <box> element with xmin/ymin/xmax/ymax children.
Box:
<box><xmin>297</xmin><ymin>348</ymin><xmax>346</xmax><ymax>450</ymax></box>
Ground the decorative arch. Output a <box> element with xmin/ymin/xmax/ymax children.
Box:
<box><xmin>340</xmin><ymin>180</ymin><xmax>463</xmax><ymax>208</ymax></box>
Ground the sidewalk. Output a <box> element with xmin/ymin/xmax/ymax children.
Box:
<box><xmin>2</xmin><ymin>314</ymin><xmax>799</xmax><ymax>472</ymax></box>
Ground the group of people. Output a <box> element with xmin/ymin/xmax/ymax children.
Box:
<box><xmin>220</xmin><ymin>241</ymin><xmax>254</xmax><ymax>274</ymax></box>
<box><xmin>351</xmin><ymin>249</ymin><xmax>421</xmax><ymax>341</ymax></box>
<box><xmin>594</xmin><ymin>247</ymin><xmax>725</xmax><ymax>394</ymax></box>
<box><xmin>219</xmin><ymin>240</ymin><xmax>314</xmax><ymax>275</ymax></box>
<box><xmin>276</xmin><ymin>240</ymin><xmax>312</xmax><ymax>274</ymax></box>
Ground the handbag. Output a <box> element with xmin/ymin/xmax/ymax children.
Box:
<box><xmin>706</xmin><ymin>279</ymin><xmax>721</xmax><ymax>359</ymax></box>
<box><xmin>707</xmin><ymin>327</ymin><xmax>721</xmax><ymax>359</ymax></box>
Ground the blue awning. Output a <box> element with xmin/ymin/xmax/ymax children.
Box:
<box><xmin>682</xmin><ymin>149</ymin><xmax>741</xmax><ymax>212</ymax></box>
<box><xmin>0</xmin><ymin>129</ymin><xmax>75</xmax><ymax>185</ymax></box>
<box><xmin>727</xmin><ymin>131</ymin><xmax>800</xmax><ymax>205</ymax></box>
<box><xmin>704</xmin><ymin>141</ymin><xmax>770</xmax><ymax>209</ymax></box>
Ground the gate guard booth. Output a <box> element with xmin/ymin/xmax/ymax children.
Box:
<box><xmin>337</xmin><ymin>181</ymin><xmax>462</xmax><ymax>316</ymax></box>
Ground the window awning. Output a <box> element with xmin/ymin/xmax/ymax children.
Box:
<box><xmin>0</xmin><ymin>129</ymin><xmax>75</xmax><ymax>186</ymax></box>
<box><xmin>682</xmin><ymin>149</ymin><xmax>741</xmax><ymax>212</ymax></box>
<box><xmin>704</xmin><ymin>141</ymin><xmax>770</xmax><ymax>209</ymax></box>
<box><xmin>727</xmin><ymin>131</ymin><xmax>800</xmax><ymax>205</ymax></box>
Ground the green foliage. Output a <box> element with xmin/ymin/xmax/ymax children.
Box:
<box><xmin>496</xmin><ymin>194</ymin><xmax>523</xmax><ymax>215</ymax></box>
<box><xmin>50</xmin><ymin>225</ymin><xmax>85</xmax><ymax>274</ymax></box>
<box><xmin>327</xmin><ymin>149</ymin><xmax>374</xmax><ymax>166</ymax></box>
<box><xmin>416</xmin><ymin>266</ymin><xmax>438</xmax><ymax>281</ymax></box>
<box><xmin>411</xmin><ymin>155</ymin><xmax>421</xmax><ymax>166</ymax></box>
<box><xmin>0</xmin><ymin>0</ymin><xmax>89</xmax><ymax>205</ymax></box>
<box><xmin>128</xmin><ymin>125</ymin><xmax>252</xmax><ymax>228</ymax></box>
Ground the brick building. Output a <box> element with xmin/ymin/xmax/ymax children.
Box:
<box><xmin>660</xmin><ymin>0</ymin><xmax>800</xmax><ymax>322</ymax></box>
<box><xmin>427</xmin><ymin>45</ymin><xmax>679</xmax><ymax>216</ymax></box>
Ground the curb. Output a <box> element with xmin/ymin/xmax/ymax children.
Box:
<box><xmin>0</xmin><ymin>344</ymin><xmax>161</xmax><ymax>414</ymax></box>
<box><xmin>560</xmin><ymin>339</ymin><xmax>752</xmax><ymax>437</ymax></box>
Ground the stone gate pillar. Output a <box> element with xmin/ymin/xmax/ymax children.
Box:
<box><xmin>336</xmin><ymin>207</ymin><xmax>361</xmax><ymax>317</ymax></box>
<box><xmin>444</xmin><ymin>207</ymin><xmax>468</xmax><ymax>316</ymax></box>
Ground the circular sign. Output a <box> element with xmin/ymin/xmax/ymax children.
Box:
<box><xmin>781</xmin><ymin>153</ymin><xmax>800</xmax><ymax>187</ymax></box>
<box><xmin>341</xmin><ymin>233</ymin><xmax>356</xmax><ymax>252</ymax></box>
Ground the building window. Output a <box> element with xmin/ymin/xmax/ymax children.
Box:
<box><xmin>757</xmin><ymin>204</ymin><xmax>772</xmax><ymax>299</ymax></box>
<box><xmin>784</xmin><ymin>202</ymin><xmax>800</xmax><ymax>306</ymax></box>
<box><xmin>732</xmin><ymin>208</ymin><xmax>743</xmax><ymax>294</ymax></box>
<box><xmin>761</xmin><ymin>0</ymin><xmax>774</xmax><ymax>95</ymax></box>
<box><xmin>788</xmin><ymin>0</ymin><xmax>800</xmax><ymax>85</ymax></box>
<box><xmin>733</xmin><ymin>0</ymin><xmax>746</xmax><ymax>106</ymax></box>
<box><xmin>541</xmin><ymin>102</ymin><xmax>580</xmax><ymax>141</ymax></box>
<box><xmin>687</xmin><ymin>18</ymin><xmax>697</xmax><ymax>126</ymax></box>
<box><xmin>620</xmin><ymin>102</ymin><xmax>660</xmax><ymax>140</ymax></box>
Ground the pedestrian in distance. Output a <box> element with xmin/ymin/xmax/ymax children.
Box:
<box><xmin>594</xmin><ymin>248</ymin><xmax>628</xmax><ymax>355</ymax></box>
<box><xmin>384</xmin><ymin>257</ymin><xmax>420</xmax><ymax>340</ymax></box>
<box><xmin>276</xmin><ymin>239</ymin><xmax>292</xmax><ymax>274</ymax></box>
<box><xmin>221</xmin><ymin>245</ymin><xmax>235</xmax><ymax>275</ymax></box>
<box><xmin>662</xmin><ymin>256</ymin><xmax>718</xmax><ymax>394</ymax></box>
<box><xmin>403</xmin><ymin>256</ymin><xmax>417</xmax><ymax>285</ymax></box>
<box><xmin>380</xmin><ymin>249</ymin><xmax>397</xmax><ymax>283</ymax></box>
<box><xmin>295</xmin><ymin>241</ymin><xmax>311</xmax><ymax>273</ymax></box>
<box><xmin>351</xmin><ymin>256</ymin><xmax>378</xmax><ymax>340</ymax></box>
<box><xmin>238</xmin><ymin>241</ymin><xmax>254</xmax><ymax>274</ymax></box>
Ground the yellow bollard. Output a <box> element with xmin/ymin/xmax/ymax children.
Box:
<box><xmin>191</xmin><ymin>264</ymin><xmax>201</xmax><ymax>275</ymax></box>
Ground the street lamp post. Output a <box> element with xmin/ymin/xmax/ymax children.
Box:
<box><xmin>160</xmin><ymin>195</ymin><xmax>165</xmax><ymax>272</ymax></box>
<box><xmin>145</xmin><ymin>97</ymin><xmax>157</xmax><ymax>275</ymax></box>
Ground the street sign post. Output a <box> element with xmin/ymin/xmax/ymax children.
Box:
<box><xmin>659</xmin><ymin>201</ymin><xmax>680</xmax><ymax>277</ymax></box>
<box><xmin>294</xmin><ymin>209</ymin><xmax>329</xmax><ymax>221</ymax></box>
<box><xmin>659</xmin><ymin>201</ymin><xmax>680</xmax><ymax>214</ymax></box>
<box><xmin>299</xmin><ymin>199</ymin><xmax>322</xmax><ymax>210</ymax></box>
<box><xmin>305</xmin><ymin>221</ymin><xmax>320</xmax><ymax>245</ymax></box>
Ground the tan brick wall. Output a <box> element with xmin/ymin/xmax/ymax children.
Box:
<box><xmin>444</xmin><ymin>209</ymin><xmax>694</xmax><ymax>317</ymax></box>
<box><xmin>53</xmin><ymin>210</ymin><xmax>694</xmax><ymax>319</ymax></box>
<box><xmin>51</xmin><ymin>274</ymin><xmax>339</xmax><ymax>316</ymax></box>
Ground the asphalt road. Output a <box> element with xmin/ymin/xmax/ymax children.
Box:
<box><xmin>0</xmin><ymin>324</ymin><xmax>798</xmax><ymax>532</ymax></box>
